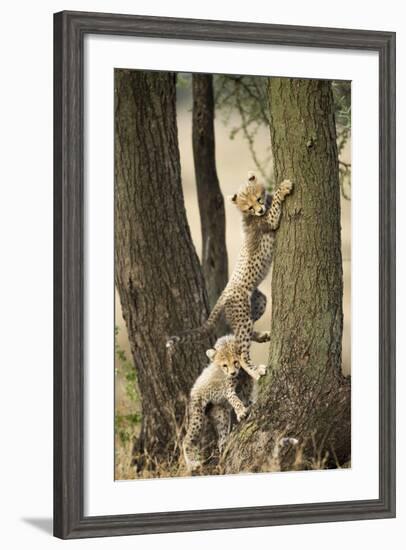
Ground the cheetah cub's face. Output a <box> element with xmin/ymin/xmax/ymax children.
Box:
<box><xmin>230</xmin><ymin>172</ymin><xmax>266</xmax><ymax>217</ymax></box>
<box><xmin>206</xmin><ymin>338</ymin><xmax>241</xmax><ymax>378</ymax></box>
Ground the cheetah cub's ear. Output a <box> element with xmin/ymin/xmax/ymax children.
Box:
<box><xmin>228</xmin><ymin>193</ymin><xmax>237</xmax><ymax>203</ymax></box>
<box><xmin>206</xmin><ymin>348</ymin><xmax>216</xmax><ymax>361</ymax></box>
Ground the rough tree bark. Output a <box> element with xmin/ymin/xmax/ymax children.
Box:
<box><xmin>223</xmin><ymin>79</ymin><xmax>350</xmax><ymax>473</ymax></box>
<box><xmin>115</xmin><ymin>70</ymin><xmax>210</xmax><ymax>468</ymax></box>
<box><xmin>192</xmin><ymin>74</ymin><xmax>228</xmax><ymax>311</ymax></box>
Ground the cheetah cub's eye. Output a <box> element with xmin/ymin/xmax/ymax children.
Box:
<box><xmin>257</xmin><ymin>197</ymin><xmax>264</xmax><ymax>204</ymax></box>
<box><xmin>222</xmin><ymin>364</ymin><xmax>228</xmax><ymax>369</ymax></box>
<box><xmin>249</xmin><ymin>206</ymin><xmax>254</xmax><ymax>212</ymax></box>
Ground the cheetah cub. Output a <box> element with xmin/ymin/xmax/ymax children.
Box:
<box><xmin>168</xmin><ymin>173</ymin><xmax>293</xmax><ymax>381</ymax></box>
<box><xmin>183</xmin><ymin>334</ymin><xmax>256</xmax><ymax>472</ymax></box>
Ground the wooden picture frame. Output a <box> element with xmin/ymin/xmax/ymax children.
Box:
<box><xmin>54</xmin><ymin>10</ymin><xmax>396</xmax><ymax>539</ymax></box>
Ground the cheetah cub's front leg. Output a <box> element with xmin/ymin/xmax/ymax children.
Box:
<box><xmin>225</xmin><ymin>380</ymin><xmax>249</xmax><ymax>421</ymax></box>
<box><xmin>265</xmin><ymin>178</ymin><xmax>293</xmax><ymax>230</ymax></box>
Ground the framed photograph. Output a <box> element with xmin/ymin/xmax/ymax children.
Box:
<box><xmin>54</xmin><ymin>10</ymin><xmax>396</xmax><ymax>539</ymax></box>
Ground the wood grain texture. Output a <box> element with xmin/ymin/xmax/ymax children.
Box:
<box><xmin>53</xmin><ymin>10</ymin><xmax>396</xmax><ymax>539</ymax></box>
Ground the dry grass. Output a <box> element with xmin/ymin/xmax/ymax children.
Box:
<box><xmin>115</xmin><ymin>333</ymin><xmax>351</xmax><ymax>480</ymax></box>
<box><xmin>115</xmin><ymin>384</ymin><xmax>350</xmax><ymax>481</ymax></box>
<box><xmin>115</xmin><ymin>430</ymin><xmax>350</xmax><ymax>481</ymax></box>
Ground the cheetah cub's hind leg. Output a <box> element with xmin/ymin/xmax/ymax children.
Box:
<box><xmin>208</xmin><ymin>405</ymin><xmax>231</xmax><ymax>454</ymax></box>
<box><xmin>226</xmin><ymin>290</ymin><xmax>266</xmax><ymax>380</ymax></box>
<box><xmin>183</xmin><ymin>397</ymin><xmax>205</xmax><ymax>473</ymax></box>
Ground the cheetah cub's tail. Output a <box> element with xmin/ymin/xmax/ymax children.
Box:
<box><xmin>166</xmin><ymin>293</ymin><xmax>226</xmax><ymax>352</ymax></box>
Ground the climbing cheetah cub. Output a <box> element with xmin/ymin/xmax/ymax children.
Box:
<box><xmin>183</xmin><ymin>334</ymin><xmax>257</xmax><ymax>472</ymax></box>
<box><xmin>168</xmin><ymin>173</ymin><xmax>293</xmax><ymax>381</ymax></box>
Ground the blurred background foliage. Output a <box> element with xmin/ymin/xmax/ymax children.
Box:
<box><xmin>179</xmin><ymin>73</ymin><xmax>351</xmax><ymax>196</ymax></box>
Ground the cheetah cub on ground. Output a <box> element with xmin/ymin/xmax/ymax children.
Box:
<box><xmin>168</xmin><ymin>173</ymin><xmax>293</xmax><ymax>381</ymax></box>
<box><xmin>183</xmin><ymin>334</ymin><xmax>258</xmax><ymax>473</ymax></box>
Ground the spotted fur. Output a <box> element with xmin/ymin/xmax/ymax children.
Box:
<box><xmin>168</xmin><ymin>173</ymin><xmax>293</xmax><ymax>380</ymax></box>
<box><xmin>183</xmin><ymin>335</ymin><xmax>258</xmax><ymax>472</ymax></box>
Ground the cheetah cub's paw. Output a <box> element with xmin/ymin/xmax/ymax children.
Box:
<box><xmin>183</xmin><ymin>443</ymin><xmax>202</xmax><ymax>473</ymax></box>
<box><xmin>236</xmin><ymin>406</ymin><xmax>249</xmax><ymax>422</ymax></box>
<box><xmin>243</xmin><ymin>363</ymin><xmax>267</xmax><ymax>380</ymax></box>
<box><xmin>279</xmin><ymin>179</ymin><xmax>294</xmax><ymax>197</ymax></box>
<box><xmin>279</xmin><ymin>437</ymin><xmax>299</xmax><ymax>447</ymax></box>
<box><xmin>257</xmin><ymin>331</ymin><xmax>271</xmax><ymax>343</ymax></box>
<box><xmin>257</xmin><ymin>364</ymin><xmax>267</xmax><ymax>376</ymax></box>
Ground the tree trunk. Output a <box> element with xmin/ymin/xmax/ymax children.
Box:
<box><xmin>223</xmin><ymin>79</ymin><xmax>350</xmax><ymax>473</ymax></box>
<box><xmin>192</xmin><ymin>74</ymin><xmax>228</xmax><ymax>311</ymax></box>
<box><xmin>114</xmin><ymin>70</ymin><xmax>210</xmax><ymax>468</ymax></box>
